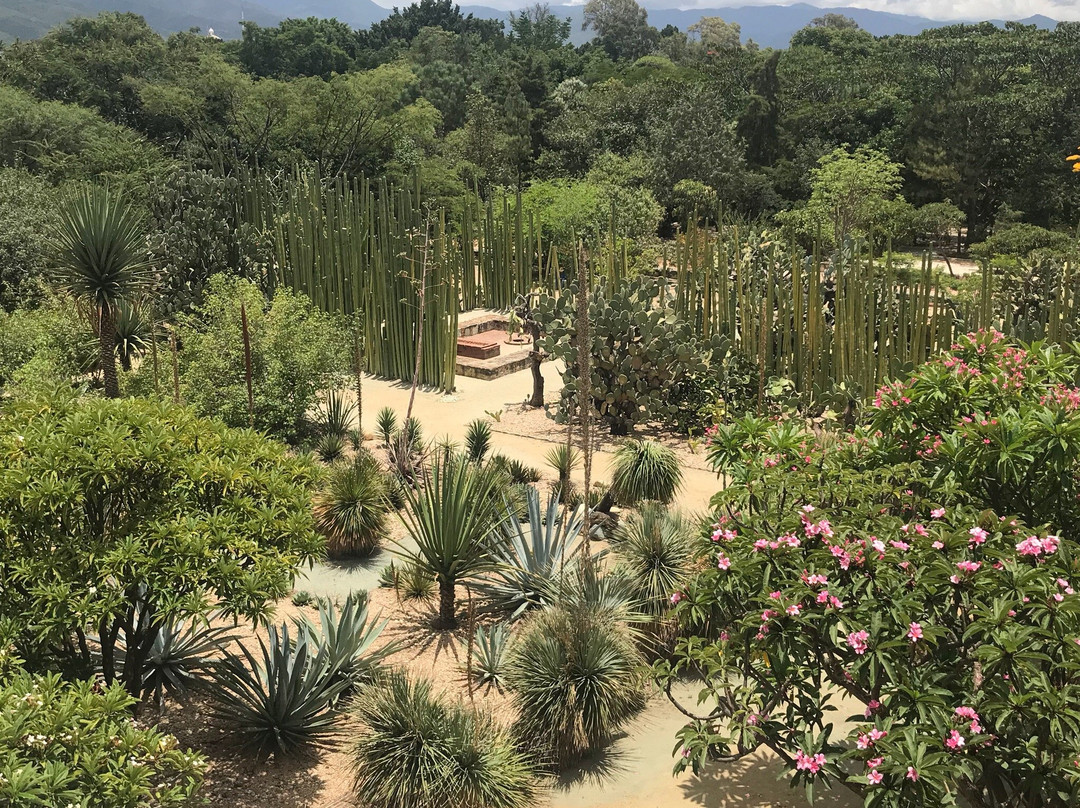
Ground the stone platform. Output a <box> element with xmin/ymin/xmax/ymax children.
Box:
<box><xmin>455</xmin><ymin>312</ymin><xmax>533</xmax><ymax>380</ymax></box>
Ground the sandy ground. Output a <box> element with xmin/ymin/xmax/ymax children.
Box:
<box><xmin>162</xmin><ymin>360</ymin><xmax>861</xmax><ymax>808</ymax></box>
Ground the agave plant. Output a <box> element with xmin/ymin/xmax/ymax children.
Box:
<box><xmin>314</xmin><ymin>453</ymin><xmax>389</xmax><ymax>557</ymax></box>
<box><xmin>465</xmin><ymin>622</ymin><xmax>511</xmax><ymax>688</ymax></box>
<box><xmin>401</xmin><ymin>416</ymin><xmax>423</xmax><ymax>449</ymax></box>
<box><xmin>319</xmin><ymin>389</ymin><xmax>355</xmax><ymax>438</ymax></box>
<box><xmin>476</xmin><ymin>486</ymin><xmax>584</xmax><ymax>618</ymax></box>
<box><xmin>54</xmin><ymin>185</ymin><xmax>153</xmax><ymax>397</ymax></box>
<box><xmin>396</xmin><ymin>454</ymin><xmax>507</xmax><ymax>628</ymax></box>
<box><xmin>351</xmin><ymin>672</ymin><xmax>535</xmax><ymax>808</ymax></box>
<box><xmin>504</xmin><ymin>604</ymin><xmax>646</xmax><ymax>768</ymax></box>
<box><xmin>294</xmin><ymin>593</ymin><xmax>397</xmax><ymax>697</ymax></box>
<box><xmin>610</xmin><ymin>504</ymin><xmax>695</xmax><ymax>617</ymax></box>
<box><xmin>599</xmin><ymin>439</ymin><xmax>682</xmax><ymax>511</ymax></box>
<box><xmin>116</xmin><ymin>616</ymin><xmax>236</xmax><ymax>709</ymax></box>
<box><xmin>465</xmin><ymin>418</ymin><xmax>492</xmax><ymax>463</ymax></box>
<box><xmin>209</xmin><ymin>623</ymin><xmax>348</xmax><ymax>758</ymax></box>
<box><xmin>376</xmin><ymin>407</ymin><xmax>397</xmax><ymax>446</ymax></box>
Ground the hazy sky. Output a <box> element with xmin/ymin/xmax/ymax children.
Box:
<box><xmin>374</xmin><ymin>0</ymin><xmax>1075</xmax><ymax>21</ymax></box>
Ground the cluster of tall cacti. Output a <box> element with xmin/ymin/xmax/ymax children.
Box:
<box><xmin>234</xmin><ymin>170</ymin><xmax>1080</xmax><ymax>403</ymax></box>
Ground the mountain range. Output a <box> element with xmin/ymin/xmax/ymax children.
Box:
<box><xmin>0</xmin><ymin>0</ymin><xmax>1060</xmax><ymax>49</ymax></box>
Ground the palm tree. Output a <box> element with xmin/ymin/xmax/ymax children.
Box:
<box><xmin>397</xmin><ymin>454</ymin><xmax>506</xmax><ymax>629</ymax></box>
<box><xmin>54</xmin><ymin>186</ymin><xmax>152</xmax><ymax>397</ymax></box>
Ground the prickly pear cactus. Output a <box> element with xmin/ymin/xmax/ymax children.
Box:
<box><xmin>537</xmin><ymin>277</ymin><xmax>728</xmax><ymax>435</ymax></box>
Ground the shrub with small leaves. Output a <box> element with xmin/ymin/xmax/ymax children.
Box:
<box><xmin>0</xmin><ymin>672</ymin><xmax>205</xmax><ymax>807</ymax></box>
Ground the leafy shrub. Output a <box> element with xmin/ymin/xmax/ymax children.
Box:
<box><xmin>611</xmin><ymin>503</ymin><xmax>694</xmax><ymax>617</ymax></box>
<box><xmin>664</xmin><ymin>333</ymin><xmax>1080</xmax><ymax>806</ymax></box>
<box><xmin>505</xmin><ymin>603</ymin><xmax>646</xmax><ymax>768</ymax></box>
<box><xmin>465</xmin><ymin>418</ymin><xmax>492</xmax><ymax>463</ymax></box>
<box><xmin>466</xmin><ymin>622</ymin><xmax>511</xmax><ymax>688</ymax></box>
<box><xmin>397</xmin><ymin>560</ymin><xmax>436</xmax><ymax>601</ymax></box>
<box><xmin>0</xmin><ymin>166</ymin><xmax>59</xmax><ymax>311</ymax></box>
<box><xmin>0</xmin><ymin>390</ymin><xmax>321</xmax><ymax>698</ymax></box>
<box><xmin>176</xmin><ymin>276</ymin><xmax>348</xmax><ymax>442</ymax></box>
<box><xmin>477</xmin><ymin>486</ymin><xmax>585</xmax><ymax>618</ymax></box>
<box><xmin>351</xmin><ymin>672</ymin><xmax>536</xmax><ymax>808</ymax></box>
<box><xmin>210</xmin><ymin>623</ymin><xmax>348</xmax><ymax>758</ymax></box>
<box><xmin>538</xmin><ymin>276</ymin><xmax>727</xmax><ymax>434</ymax></box>
<box><xmin>0</xmin><ymin>297</ymin><xmax>86</xmax><ymax>389</ymax></box>
<box><xmin>314</xmin><ymin>452</ymin><xmax>390</xmax><ymax>558</ymax></box>
<box><xmin>0</xmin><ymin>672</ymin><xmax>204</xmax><ymax>807</ymax></box>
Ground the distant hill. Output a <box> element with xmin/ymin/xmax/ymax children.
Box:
<box><xmin>0</xmin><ymin>0</ymin><xmax>1061</xmax><ymax>47</ymax></box>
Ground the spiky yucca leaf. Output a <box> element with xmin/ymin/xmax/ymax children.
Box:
<box><xmin>465</xmin><ymin>418</ymin><xmax>492</xmax><ymax>463</ymax></box>
<box><xmin>351</xmin><ymin>672</ymin><xmax>535</xmax><ymax>808</ymax></box>
<box><xmin>610</xmin><ymin>504</ymin><xmax>694</xmax><ymax>616</ymax></box>
<box><xmin>209</xmin><ymin>623</ymin><xmax>347</xmax><ymax>758</ymax></box>
<box><xmin>314</xmin><ymin>454</ymin><xmax>389</xmax><ymax>557</ymax></box>
<box><xmin>320</xmin><ymin>389</ymin><xmax>355</xmax><ymax>438</ymax></box>
<box><xmin>505</xmin><ymin>605</ymin><xmax>646</xmax><ymax>768</ymax></box>
<box><xmin>376</xmin><ymin>407</ymin><xmax>397</xmax><ymax>446</ymax></box>
<box><xmin>316</xmin><ymin>433</ymin><xmax>347</xmax><ymax>464</ymax></box>
<box><xmin>609</xmin><ymin>439</ymin><xmax>682</xmax><ymax>506</ymax></box>
<box><xmin>476</xmin><ymin>486</ymin><xmax>584</xmax><ymax>618</ymax></box>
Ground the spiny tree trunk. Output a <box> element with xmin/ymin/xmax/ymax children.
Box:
<box><xmin>436</xmin><ymin>577</ymin><xmax>457</xmax><ymax>629</ymax></box>
<box><xmin>99</xmin><ymin>307</ymin><xmax>120</xmax><ymax>398</ymax></box>
<box><xmin>528</xmin><ymin>321</ymin><xmax>544</xmax><ymax>408</ymax></box>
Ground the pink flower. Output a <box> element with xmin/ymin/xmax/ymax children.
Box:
<box><xmin>801</xmin><ymin>504</ymin><xmax>816</xmax><ymax>513</ymax></box>
<box><xmin>769</xmin><ymin>591</ymin><xmax>782</xmax><ymax>600</ymax></box>
<box><xmin>829</xmin><ymin>595</ymin><xmax>845</xmax><ymax>610</ymax></box>
<box><xmin>816</xmin><ymin>590</ymin><xmax>830</xmax><ymax>604</ymax></box>
<box><xmin>891</xmin><ymin>540</ymin><xmax>910</xmax><ymax>551</ymax></box>
<box><xmin>931</xmin><ymin>507</ymin><xmax>946</xmax><ymax>518</ymax></box>
<box><xmin>670</xmin><ymin>592</ymin><xmax>682</xmax><ymax>605</ymax></box>
<box><xmin>864</xmin><ymin>700</ymin><xmax>881</xmax><ymax>718</ymax></box>
<box><xmin>786</xmin><ymin>604</ymin><xmax>802</xmax><ymax>616</ymax></box>
<box><xmin>807</xmin><ymin>573</ymin><xmax>828</xmax><ymax>585</ymax></box>
<box><xmin>945</xmin><ymin>730</ymin><xmax>966</xmax><ymax>750</ymax></box>
<box><xmin>856</xmin><ymin>733</ymin><xmax>872</xmax><ymax>750</ymax></box>
<box><xmin>949</xmin><ymin>575</ymin><xmax>961</xmax><ymax>584</ymax></box>
<box><xmin>719</xmin><ymin>631</ymin><xmax>730</xmax><ymax>642</ymax></box>
<box><xmin>906</xmin><ymin>767</ymin><xmax>919</xmax><ymax>781</ymax></box>
<box><xmin>932</xmin><ymin>541</ymin><xmax>944</xmax><ymax>550</ymax></box>
<box><xmin>867</xmin><ymin>769</ymin><xmax>883</xmax><ymax>785</ymax></box>
<box><xmin>869</xmin><ymin>728</ymin><xmax>887</xmax><ymax>742</ymax></box>
<box><xmin>907</xmin><ymin>622</ymin><xmax>924</xmax><ymax>643</ymax></box>
<box><xmin>717</xmin><ymin>553</ymin><xmax>731</xmax><ymax>570</ymax></box>
<box><xmin>867</xmin><ymin>757</ymin><xmax>883</xmax><ymax>769</ymax></box>
<box><xmin>913</xmin><ymin>524</ymin><xmax>928</xmax><ymax>537</ymax></box>
<box><xmin>764</xmin><ymin>457</ymin><xmax>778</xmax><ymax>468</ymax></box>
<box><xmin>969</xmin><ymin>527</ymin><xmax>988</xmax><ymax>545</ymax></box>
<box><xmin>794</xmin><ymin>751</ymin><xmax>826</xmax><ymax>774</ymax></box>
<box><xmin>956</xmin><ymin>560</ymin><xmax>981</xmax><ymax>574</ymax></box>
<box><xmin>847</xmin><ymin>630</ymin><xmax>870</xmax><ymax>655</ymax></box>
<box><xmin>1016</xmin><ymin>536</ymin><xmax>1045</xmax><ymax>556</ymax></box>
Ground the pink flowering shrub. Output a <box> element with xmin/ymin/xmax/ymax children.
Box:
<box><xmin>661</xmin><ymin>338</ymin><xmax>1080</xmax><ymax>806</ymax></box>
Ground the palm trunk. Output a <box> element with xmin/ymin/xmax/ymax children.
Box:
<box><xmin>436</xmin><ymin>577</ymin><xmax>456</xmax><ymax>629</ymax></box>
<box><xmin>99</xmin><ymin>307</ymin><xmax>120</xmax><ymax>398</ymax></box>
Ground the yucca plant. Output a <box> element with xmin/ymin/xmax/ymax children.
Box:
<box><xmin>397</xmin><ymin>560</ymin><xmax>436</xmax><ymax>601</ymax></box>
<box><xmin>476</xmin><ymin>486</ymin><xmax>584</xmax><ymax>618</ymax></box>
<box><xmin>112</xmin><ymin>300</ymin><xmax>157</xmax><ymax>372</ymax></box>
<box><xmin>376</xmin><ymin>407</ymin><xmax>397</xmax><ymax>446</ymax></box>
<box><xmin>465</xmin><ymin>418</ymin><xmax>492</xmax><ymax>463</ymax></box>
<box><xmin>294</xmin><ymin>593</ymin><xmax>397</xmax><ymax>697</ymax></box>
<box><xmin>545</xmin><ymin>444</ymin><xmax>581</xmax><ymax>502</ymax></box>
<box><xmin>465</xmin><ymin>622</ymin><xmax>511</xmax><ymax>688</ymax></box>
<box><xmin>319</xmin><ymin>389</ymin><xmax>355</xmax><ymax>438</ymax></box>
<box><xmin>387</xmin><ymin>430</ymin><xmax>423</xmax><ymax>486</ymax></box>
<box><xmin>316</xmin><ymin>433</ymin><xmax>347</xmax><ymax>464</ymax></box>
<box><xmin>401</xmin><ymin>416</ymin><xmax>423</xmax><ymax>448</ymax></box>
<box><xmin>600</xmin><ymin>439</ymin><xmax>682</xmax><ymax>511</ymax></box>
<box><xmin>397</xmin><ymin>454</ymin><xmax>507</xmax><ymax>629</ymax></box>
<box><xmin>378</xmin><ymin>561</ymin><xmax>398</xmax><ymax>589</ymax></box>
<box><xmin>504</xmin><ymin>604</ymin><xmax>646</xmax><ymax>769</ymax></box>
<box><xmin>610</xmin><ymin>504</ymin><xmax>694</xmax><ymax>617</ymax></box>
<box><xmin>116</xmin><ymin>617</ymin><xmax>236</xmax><ymax>710</ymax></box>
<box><xmin>507</xmin><ymin>458</ymin><xmax>542</xmax><ymax>484</ymax></box>
<box><xmin>314</xmin><ymin>454</ymin><xmax>389</xmax><ymax>557</ymax></box>
<box><xmin>351</xmin><ymin>672</ymin><xmax>535</xmax><ymax>808</ymax></box>
<box><xmin>54</xmin><ymin>185</ymin><xmax>153</xmax><ymax>397</ymax></box>
<box><xmin>209</xmin><ymin>623</ymin><xmax>348</xmax><ymax>758</ymax></box>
